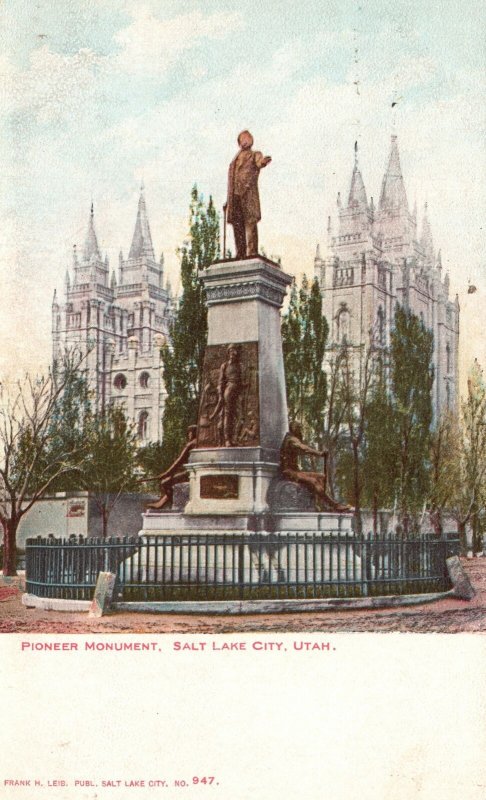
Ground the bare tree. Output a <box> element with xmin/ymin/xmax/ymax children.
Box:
<box><xmin>0</xmin><ymin>353</ymin><xmax>86</xmax><ymax>575</ymax></box>
<box><xmin>338</xmin><ymin>332</ymin><xmax>380</xmax><ymax>535</ymax></box>
<box><xmin>322</xmin><ymin>344</ymin><xmax>350</xmax><ymax>498</ymax></box>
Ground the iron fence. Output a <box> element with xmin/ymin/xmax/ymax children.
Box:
<box><xmin>25</xmin><ymin>531</ymin><xmax>460</xmax><ymax>602</ymax></box>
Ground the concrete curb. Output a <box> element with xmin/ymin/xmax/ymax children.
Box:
<box><xmin>23</xmin><ymin>579</ymin><xmax>475</xmax><ymax>616</ymax></box>
<box><xmin>22</xmin><ymin>594</ymin><xmax>91</xmax><ymax>612</ymax></box>
<box><xmin>111</xmin><ymin>591</ymin><xmax>456</xmax><ymax>616</ymax></box>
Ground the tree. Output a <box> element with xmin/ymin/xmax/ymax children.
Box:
<box><xmin>447</xmin><ymin>360</ymin><xmax>486</xmax><ymax>551</ymax></box>
<box><xmin>361</xmin><ymin>362</ymin><xmax>396</xmax><ymax>534</ymax></box>
<box><xmin>137</xmin><ymin>440</ymin><xmax>165</xmax><ymax>480</ymax></box>
<box><xmin>79</xmin><ymin>404</ymin><xmax>138</xmax><ymax>538</ymax></box>
<box><xmin>321</xmin><ymin>345</ymin><xmax>350</xmax><ymax>498</ymax></box>
<box><xmin>338</xmin><ymin>335</ymin><xmax>379</xmax><ymax>535</ymax></box>
<box><xmin>161</xmin><ymin>186</ymin><xmax>219</xmax><ymax>468</ymax></box>
<box><xmin>428</xmin><ymin>410</ymin><xmax>461</xmax><ymax>537</ymax></box>
<box><xmin>281</xmin><ymin>275</ymin><xmax>328</xmax><ymax>445</ymax></box>
<box><xmin>46</xmin><ymin>362</ymin><xmax>91</xmax><ymax>492</ymax></box>
<box><xmin>0</xmin><ymin>353</ymin><xmax>86</xmax><ymax>575</ymax></box>
<box><xmin>389</xmin><ymin>306</ymin><xmax>434</xmax><ymax>534</ymax></box>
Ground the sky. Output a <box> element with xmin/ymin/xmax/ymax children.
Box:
<box><xmin>0</xmin><ymin>0</ymin><xmax>485</xmax><ymax>388</ymax></box>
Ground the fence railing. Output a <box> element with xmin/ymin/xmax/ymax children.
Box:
<box><xmin>25</xmin><ymin>532</ymin><xmax>460</xmax><ymax>602</ymax></box>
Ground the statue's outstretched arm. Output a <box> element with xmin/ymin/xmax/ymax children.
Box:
<box><xmin>254</xmin><ymin>151</ymin><xmax>272</xmax><ymax>169</ymax></box>
<box><xmin>288</xmin><ymin>435</ymin><xmax>322</xmax><ymax>458</ymax></box>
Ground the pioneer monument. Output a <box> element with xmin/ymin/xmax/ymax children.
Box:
<box><xmin>141</xmin><ymin>131</ymin><xmax>352</xmax><ymax>547</ymax></box>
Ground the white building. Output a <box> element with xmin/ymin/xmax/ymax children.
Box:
<box><xmin>314</xmin><ymin>136</ymin><xmax>460</xmax><ymax>416</ymax></box>
<box><xmin>52</xmin><ymin>186</ymin><xmax>173</xmax><ymax>443</ymax></box>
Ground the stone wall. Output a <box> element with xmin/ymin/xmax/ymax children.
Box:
<box><xmin>2</xmin><ymin>492</ymin><xmax>154</xmax><ymax>548</ymax></box>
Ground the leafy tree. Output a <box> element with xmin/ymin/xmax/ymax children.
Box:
<box><xmin>281</xmin><ymin>280</ymin><xmax>302</xmax><ymax>424</ymax></box>
<box><xmin>0</xmin><ymin>353</ymin><xmax>86</xmax><ymax>575</ymax></box>
<box><xmin>161</xmin><ymin>186</ymin><xmax>219</xmax><ymax>468</ymax></box>
<box><xmin>447</xmin><ymin>360</ymin><xmax>486</xmax><ymax>551</ymax></box>
<box><xmin>281</xmin><ymin>275</ymin><xmax>328</xmax><ymax>445</ymax></box>
<box><xmin>137</xmin><ymin>440</ymin><xmax>165</xmax><ymax>479</ymax></box>
<box><xmin>79</xmin><ymin>404</ymin><xmax>138</xmax><ymax>538</ymax></box>
<box><xmin>389</xmin><ymin>306</ymin><xmax>434</xmax><ymax>534</ymax></box>
<box><xmin>428</xmin><ymin>410</ymin><xmax>461</xmax><ymax>537</ymax></box>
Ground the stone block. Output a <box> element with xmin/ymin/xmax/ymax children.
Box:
<box><xmin>89</xmin><ymin>571</ymin><xmax>116</xmax><ymax>617</ymax></box>
<box><xmin>446</xmin><ymin>556</ymin><xmax>476</xmax><ymax>600</ymax></box>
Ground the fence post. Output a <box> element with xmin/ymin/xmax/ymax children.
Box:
<box><xmin>238</xmin><ymin>541</ymin><xmax>245</xmax><ymax>601</ymax></box>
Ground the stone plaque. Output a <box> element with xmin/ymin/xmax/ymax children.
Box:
<box><xmin>197</xmin><ymin>341</ymin><xmax>259</xmax><ymax>448</ymax></box>
<box><xmin>200</xmin><ymin>475</ymin><xmax>239</xmax><ymax>499</ymax></box>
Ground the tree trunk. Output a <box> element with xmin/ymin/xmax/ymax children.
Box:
<box><xmin>2</xmin><ymin>518</ymin><xmax>18</xmax><ymax>577</ymax></box>
<box><xmin>472</xmin><ymin>521</ymin><xmax>483</xmax><ymax>554</ymax></box>
<box><xmin>457</xmin><ymin>520</ymin><xmax>467</xmax><ymax>554</ymax></box>
<box><xmin>372</xmin><ymin>489</ymin><xmax>378</xmax><ymax>536</ymax></box>
<box><xmin>101</xmin><ymin>508</ymin><xmax>109</xmax><ymax>539</ymax></box>
<box><xmin>352</xmin><ymin>443</ymin><xmax>362</xmax><ymax>536</ymax></box>
<box><xmin>429</xmin><ymin>509</ymin><xmax>443</xmax><ymax>537</ymax></box>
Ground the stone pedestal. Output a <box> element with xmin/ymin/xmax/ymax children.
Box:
<box><xmin>184</xmin><ymin>256</ymin><xmax>292</xmax><ymax>516</ymax></box>
<box><xmin>140</xmin><ymin>255</ymin><xmax>353</xmax><ymax>544</ymax></box>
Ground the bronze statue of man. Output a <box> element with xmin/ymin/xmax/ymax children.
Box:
<box><xmin>209</xmin><ymin>344</ymin><xmax>242</xmax><ymax>447</ymax></box>
<box><xmin>225</xmin><ymin>130</ymin><xmax>271</xmax><ymax>259</ymax></box>
<box><xmin>280</xmin><ymin>422</ymin><xmax>351</xmax><ymax>513</ymax></box>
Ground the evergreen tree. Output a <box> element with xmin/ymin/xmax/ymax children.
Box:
<box><xmin>389</xmin><ymin>306</ymin><xmax>434</xmax><ymax>533</ymax></box>
<box><xmin>281</xmin><ymin>275</ymin><xmax>328</xmax><ymax>445</ymax></box>
<box><xmin>282</xmin><ymin>280</ymin><xmax>303</xmax><ymax>424</ymax></box>
<box><xmin>160</xmin><ymin>186</ymin><xmax>219</xmax><ymax>468</ymax></box>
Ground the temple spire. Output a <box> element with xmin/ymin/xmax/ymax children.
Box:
<box><xmin>347</xmin><ymin>141</ymin><xmax>368</xmax><ymax>209</ymax></box>
<box><xmin>83</xmin><ymin>202</ymin><xmax>101</xmax><ymax>262</ymax></box>
<box><xmin>129</xmin><ymin>184</ymin><xmax>155</xmax><ymax>260</ymax></box>
<box><xmin>378</xmin><ymin>135</ymin><xmax>409</xmax><ymax>213</ymax></box>
<box><xmin>420</xmin><ymin>201</ymin><xmax>434</xmax><ymax>265</ymax></box>
<box><xmin>436</xmin><ymin>249</ymin><xmax>442</xmax><ymax>273</ymax></box>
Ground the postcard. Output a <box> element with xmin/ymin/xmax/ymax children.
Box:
<box><xmin>0</xmin><ymin>1</ymin><xmax>485</xmax><ymax>798</ymax></box>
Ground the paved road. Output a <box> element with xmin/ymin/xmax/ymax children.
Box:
<box><xmin>1</xmin><ymin>558</ymin><xmax>485</xmax><ymax>634</ymax></box>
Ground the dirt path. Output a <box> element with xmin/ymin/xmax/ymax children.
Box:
<box><xmin>1</xmin><ymin>558</ymin><xmax>485</xmax><ymax>634</ymax></box>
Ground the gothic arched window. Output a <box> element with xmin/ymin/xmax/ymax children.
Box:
<box><xmin>446</xmin><ymin>343</ymin><xmax>451</xmax><ymax>374</ymax></box>
<box><xmin>337</xmin><ymin>307</ymin><xmax>350</xmax><ymax>343</ymax></box>
<box><xmin>139</xmin><ymin>371</ymin><xmax>150</xmax><ymax>389</ymax></box>
<box><xmin>114</xmin><ymin>373</ymin><xmax>127</xmax><ymax>391</ymax></box>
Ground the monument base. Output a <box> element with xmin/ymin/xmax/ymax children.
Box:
<box><xmin>128</xmin><ymin>511</ymin><xmax>359</xmax><ymax>588</ymax></box>
<box><xmin>141</xmin><ymin>510</ymin><xmax>353</xmax><ymax>536</ymax></box>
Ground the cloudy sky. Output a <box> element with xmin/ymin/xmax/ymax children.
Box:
<box><xmin>0</xmin><ymin>0</ymin><xmax>484</xmax><ymax>386</ymax></box>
